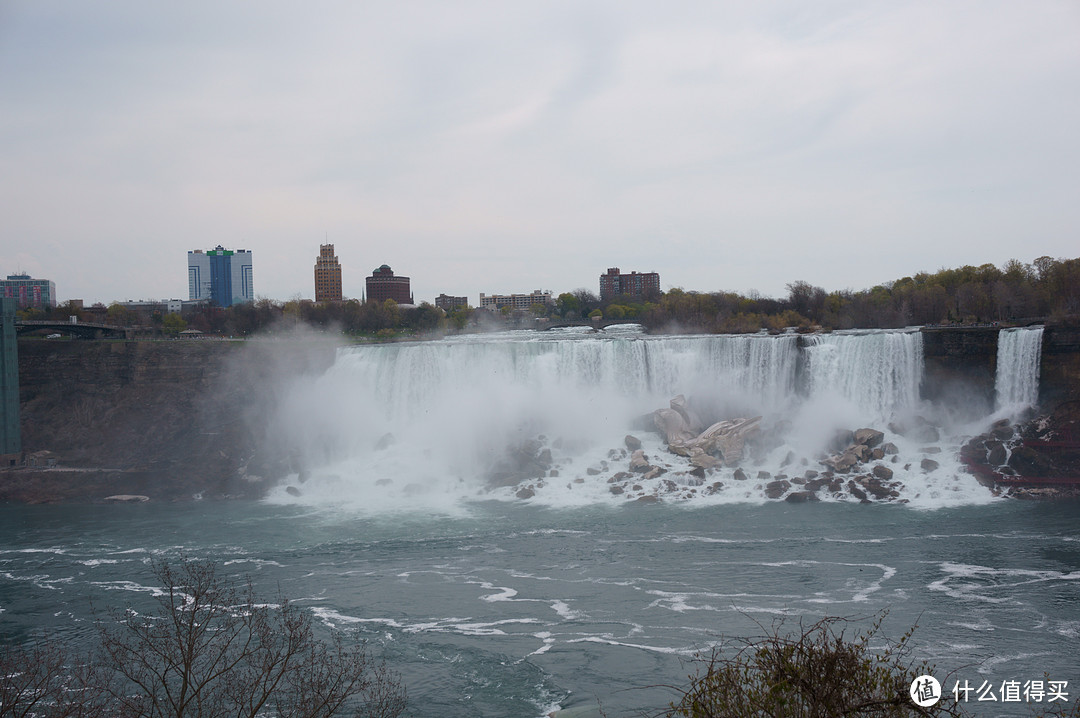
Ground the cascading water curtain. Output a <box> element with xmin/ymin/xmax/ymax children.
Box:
<box><xmin>995</xmin><ymin>326</ymin><xmax>1044</xmax><ymax>411</ymax></box>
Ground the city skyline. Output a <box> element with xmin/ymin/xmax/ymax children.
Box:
<box><xmin>2</xmin><ymin>2</ymin><xmax>1078</xmax><ymax>305</ymax></box>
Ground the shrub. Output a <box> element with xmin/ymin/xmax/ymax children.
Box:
<box><xmin>665</xmin><ymin>613</ymin><xmax>962</xmax><ymax>718</ymax></box>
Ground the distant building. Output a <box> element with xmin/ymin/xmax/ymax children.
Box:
<box><xmin>366</xmin><ymin>265</ymin><xmax>412</xmax><ymax>304</ymax></box>
<box><xmin>599</xmin><ymin>267</ymin><xmax>660</xmax><ymax>302</ymax></box>
<box><xmin>118</xmin><ymin>299</ymin><xmax>184</xmax><ymax>318</ymax></box>
<box><xmin>1</xmin><ymin>273</ymin><xmax>56</xmax><ymax>310</ymax></box>
<box><xmin>188</xmin><ymin>246</ymin><xmax>254</xmax><ymax>307</ymax></box>
<box><xmin>479</xmin><ymin>290</ymin><xmax>554</xmax><ymax>311</ymax></box>
<box><xmin>314</xmin><ymin>244</ymin><xmax>342</xmax><ymax>302</ymax></box>
<box><xmin>435</xmin><ymin>294</ymin><xmax>468</xmax><ymax>311</ymax></box>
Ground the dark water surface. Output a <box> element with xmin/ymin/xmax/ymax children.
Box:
<box><xmin>2</xmin><ymin>499</ymin><xmax>1078</xmax><ymax>716</ymax></box>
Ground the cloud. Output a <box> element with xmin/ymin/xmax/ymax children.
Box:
<box><xmin>1</xmin><ymin>0</ymin><xmax>1078</xmax><ymax>303</ymax></box>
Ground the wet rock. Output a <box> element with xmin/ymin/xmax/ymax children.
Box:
<box><xmin>624</xmin><ymin>435</ymin><xmax>642</xmax><ymax>451</ymax></box>
<box><xmin>642</xmin><ymin>467</ymin><xmax>666</xmax><ymax>480</ymax></box>
<box><xmin>516</xmin><ymin>487</ymin><xmax>535</xmax><ymax>500</ymax></box>
<box><xmin>992</xmin><ymin>424</ymin><xmax>1015</xmax><ymax>441</ymax></box>
<box><xmin>848</xmin><ymin>484</ymin><xmax>868</xmax><ymax>501</ymax></box>
<box><xmin>537</xmin><ymin>448</ymin><xmax>553</xmax><ymax>467</ymax></box>
<box><xmin>854</xmin><ymin>428</ymin><xmax>885</xmax><ymax>448</ymax></box>
<box><xmin>586</xmin><ymin>466</ymin><xmax>603</xmax><ymax>476</ymax></box>
<box><xmin>872</xmin><ymin>465</ymin><xmax>894</xmax><ymax>481</ymax></box>
<box><xmin>986</xmin><ymin>441</ymin><xmax>1007</xmax><ymax>466</ymax></box>
<box><xmin>633</xmin><ymin>495</ymin><xmax>660</xmax><ymax>504</ymax></box>
<box><xmin>733</xmin><ymin>468</ymin><xmax>749</xmax><ymax>481</ymax></box>
<box><xmin>612</xmin><ymin>471</ymin><xmax>632</xmax><ymax>480</ymax></box>
<box><xmin>757</xmin><ymin>471</ymin><xmax>772</xmax><ymax>479</ymax></box>
<box><xmin>785</xmin><ymin>491</ymin><xmax>819</xmax><ymax>503</ymax></box>
<box><xmin>549</xmin><ymin>469</ymin><xmax>560</xmax><ymax>477</ymax></box>
<box><xmin>780</xmin><ymin>451</ymin><xmax>795</xmax><ymax>467</ymax></box>
<box><xmin>804</xmin><ymin>470</ymin><xmax>819</xmax><ymax>480</ymax></box>
<box><xmin>610</xmin><ymin>485</ymin><xmax>625</xmax><ymax>495</ymax></box>
<box><xmin>285</xmin><ymin>486</ymin><xmax>302</xmax><ymax>497</ymax></box>
<box><xmin>1008</xmin><ymin>446</ymin><xmax>1056</xmax><ymax>476</ymax></box>
<box><xmin>921</xmin><ymin>447</ymin><xmax>942</xmax><ymax>455</ymax></box>
<box><xmin>920</xmin><ymin>458</ymin><xmax>940</xmax><ymax>473</ymax></box>
<box><xmin>849</xmin><ymin>444</ymin><xmax>870</xmax><ymax>462</ymax></box>
<box><xmin>573</xmin><ymin>478</ymin><xmax>584</xmax><ymax>484</ymax></box>
<box><xmin>689</xmin><ymin>466</ymin><xmax>706</xmax><ymax>479</ymax></box>
<box><xmin>690</xmin><ymin>448</ymin><xmax>720</xmax><ymax>470</ymax></box>
<box><xmin>870</xmin><ymin>448</ymin><xmax>885</xmax><ymax>460</ymax></box>
<box><xmin>764</xmin><ymin>480</ymin><xmax>791</xmax><ymax>499</ymax></box>
<box><xmin>629</xmin><ymin>450</ymin><xmax>651</xmax><ymax>473</ymax></box>
<box><xmin>830</xmin><ymin>429</ymin><xmax>855</xmax><ymax>452</ymax></box>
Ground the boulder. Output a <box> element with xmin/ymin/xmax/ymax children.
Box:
<box><xmin>986</xmin><ymin>441</ymin><xmax>1007</xmax><ymax>466</ymax></box>
<box><xmin>920</xmin><ymin>458</ymin><xmax>940</xmax><ymax>473</ymax></box>
<box><xmin>853</xmin><ymin>428</ymin><xmax>885</xmax><ymax>448</ymax></box>
<box><xmin>870</xmin><ymin>448</ymin><xmax>885</xmax><ymax>461</ymax></box>
<box><xmin>285</xmin><ymin>486</ymin><xmax>302</xmax><ymax>497</ymax></box>
<box><xmin>689</xmin><ymin>448</ymin><xmax>720</xmax><ymax>470</ymax></box>
<box><xmin>881</xmin><ymin>442</ymin><xmax>899</xmax><ymax>455</ymax></box>
<box><xmin>764</xmin><ymin>480</ymin><xmax>791</xmax><ymax>499</ymax></box>
<box><xmin>609</xmin><ymin>485</ymin><xmax>625</xmax><ymax>495</ymax></box>
<box><xmin>669</xmin><ymin>395</ymin><xmax>704</xmax><ymax>433</ymax></box>
<box><xmin>629</xmin><ymin>450</ymin><xmax>651</xmax><ymax>472</ymax></box>
<box><xmin>872</xmin><ymin>465</ymin><xmax>894</xmax><ymax>481</ymax></box>
<box><xmin>515</xmin><ymin>487</ymin><xmax>535</xmax><ymax>499</ymax></box>
<box><xmin>653</xmin><ymin>408</ymin><xmax>696</xmax><ymax>445</ymax></box>
<box><xmin>624</xmin><ymin>435</ymin><xmax>642</xmax><ymax>451</ymax></box>
<box><xmin>785</xmin><ymin>491</ymin><xmax>819</xmax><ymax>503</ymax></box>
<box><xmin>733</xmin><ymin>468</ymin><xmax>749</xmax><ymax>481</ymax></box>
<box><xmin>642</xmin><ymin>467</ymin><xmax>666</xmax><ymax>480</ymax></box>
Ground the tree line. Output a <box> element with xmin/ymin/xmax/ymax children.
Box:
<box><xmin>17</xmin><ymin>255</ymin><xmax>1079</xmax><ymax>338</ymax></box>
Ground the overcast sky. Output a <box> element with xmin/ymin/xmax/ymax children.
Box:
<box><xmin>1</xmin><ymin>1</ymin><xmax>1078</xmax><ymax>306</ymax></box>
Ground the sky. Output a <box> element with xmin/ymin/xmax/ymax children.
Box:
<box><xmin>1</xmin><ymin>1</ymin><xmax>1078</xmax><ymax>306</ymax></box>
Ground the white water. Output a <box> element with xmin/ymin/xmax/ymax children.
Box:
<box><xmin>803</xmin><ymin>330</ymin><xmax>924</xmax><ymax>424</ymax></box>
<box><xmin>265</xmin><ymin>328</ymin><xmax>997</xmax><ymax>511</ymax></box>
<box><xmin>995</xmin><ymin>327</ymin><xmax>1044</xmax><ymax>414</ymax></box>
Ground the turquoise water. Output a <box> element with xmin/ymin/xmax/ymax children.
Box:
<box><xmin>2</xmin><ymin>499</ymin><xmax>1078</xmax><ymax>716</ymax></box>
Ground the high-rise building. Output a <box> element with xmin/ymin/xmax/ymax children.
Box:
<box><xmin>1</xmin><ymin>273</ymin><xmax>56</xmax><ymax>310</ymax></box>
<box><xmin>188</xmin><ymin>246</ymin><xmax>254</xmax><ymax>307</ymax></box>
<box><xmin>314</xmin><ymin>244</ymin><xmax>342</xmax><ymax>302</ymax></box>
<box><xmin>599</xmin><ymin>267</ymin><xmax>660</xmax><ymax>301</ymax></box>
<box><xmin>366</xmin><ymin>265</ymin><xmax>412</xmax><ymax>304</ymax></box>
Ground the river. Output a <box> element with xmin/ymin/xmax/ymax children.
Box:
<box><xmin>1</xmin><ymin>326</ymin><xmax>1075</xmax><ymax>717</ymax></box>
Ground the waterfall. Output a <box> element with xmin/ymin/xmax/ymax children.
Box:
<box><xmin>802</xmin><ymin>330</ymin><xmax>924</xmax><ymax>423</ymax></box>
<box><xmin>266</xmin><ymin>328</ymin><xmax>1000</xmax><ymax>511</ymax></box>
<box><xmin>995</xmin><ymin>326</ymin><xmax>1044</xmax><ymax>411</ymax></box>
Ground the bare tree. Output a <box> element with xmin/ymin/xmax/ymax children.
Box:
<box><xmin>0</xmin><ymin>559</ymin><xmax>405</xmax><ymax>718</ymax></box>
<box><xmin>94</xmin><ymin>559</ymin><xmax>406</xmax><ymax>718</ymax></box>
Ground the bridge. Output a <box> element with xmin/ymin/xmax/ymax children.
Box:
<box><xmin>15</xmin><ymin>320</ymin><xmax>132</xmax><ymax>340</ymax></box>
<box><xmin>541</xmin><ymin>319</ymin><xmax>644</xmax><ymax>331</ymax></box>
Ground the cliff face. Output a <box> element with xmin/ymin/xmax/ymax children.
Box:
<box><xmin>5</xmin><ymin>339</ymin><xmax>337</xmax><ymax>503</ymax></box>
